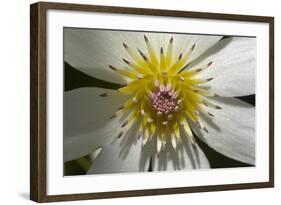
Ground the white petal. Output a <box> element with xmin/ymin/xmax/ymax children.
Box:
<box><xmin>152</xmin><ymin>136</ymin><xmax>210</xmax><ymax>171</ymax></box>
<box><xmin>167</xmin><ymin>34</ymin><xmax>221</xmax><ymax>63</ymax></box>
<box><xmin>199</xmin><ymin>37</ymin><xmax>256</xmax><ymax>97</ymax></box>
<box><xmin>64</xmin><ymin>28</ymin><xmax>145</xmax><ymax>83</ymax></box>
<box><xmin>87</xmin><ymin>128</ymin><xmax>144</xmax><ymax>174</ymax></box>
<box><xmin>65</xmin><ymin>28</ymin><xmax>221</xmax><ymax>82</ymax></box>
<box><xmin>194</xmin><ymin>97</ymin><xmax>255</xmax><ymax>165</ymax></box>
<box><xmin>64</xmin><ymin>88</ymin><xmax>128</xmax><ymax>162</ymax></box>
<box><xmin>64</xmin><ymin>117</ymin><xmax>122</xmax><ymax>162</ymax></box>
<box><xmin>64</xmin><ymin>87</ymin><xmax>127</xmax><ymax>137</ymax></box>
<box><xmin>188</xmin><ymin>35</ymin><xmax>222</xmax><ymax>62</ymax></box>
<box><xmin>138</xmin><ymin>137</ymin><xmax>155</xmax><ymax>172</ymax></box>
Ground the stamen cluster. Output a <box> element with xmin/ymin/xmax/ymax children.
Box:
<box><xmin>103</xmin><ymin>34</ymin><xmax>219</xmax><ymax>152</ymax></box>
<box><xmin>149</xmin><ymin>83</ymin><xmax>180</xmax><ymax>116</ymax></box>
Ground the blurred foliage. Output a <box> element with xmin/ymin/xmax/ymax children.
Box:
<box><xmin>64</xmin><ymin>156</ymin><xmax>91</xmax><ymax>176</ymax></box>
<box><xmin>64</xmin><ymin>160</ymin><xmax>86</xmax><ymax>176</ymax></box>
<box><xmin>64</xmin><ymin>62</ymin><xmax>121</xmax><ymax>91</ymax></box>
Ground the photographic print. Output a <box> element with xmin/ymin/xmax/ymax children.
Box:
<box><xmin>30</xmin><ymin>2</ymin><xmax>273</xmax><ymax>202</ymax></box>
<box><xmin>63</xmin><ymin>28</ymin><xmax>256</xmax><ymax>176</ymax></box>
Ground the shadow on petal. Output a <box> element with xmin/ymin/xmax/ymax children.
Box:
<box><xmin>187</xmin><ymin>37</ymin><xmax>233</xmax><ymax>69</ymax></box>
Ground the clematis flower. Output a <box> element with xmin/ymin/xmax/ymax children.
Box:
<box><xmin>63</xmin><ymin>29</ymin><xmax>255</xmax><ymax>174</ymax></box>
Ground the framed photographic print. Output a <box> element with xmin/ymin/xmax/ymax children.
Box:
<box><xmin>30</xmin><ymin>1</ymin><xmax>274</xmax><ymax>202</ymax></box>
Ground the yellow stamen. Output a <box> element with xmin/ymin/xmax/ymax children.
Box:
<box><xmin>109</xmin><ymin>35</ymin><xmax>218</xmax><ymax>150</ymax></box>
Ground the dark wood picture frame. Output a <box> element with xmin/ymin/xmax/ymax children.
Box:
<box><xmin>30</xmin><ymin>1</ymin><xmax>274</xmax><ymax>202</ymax></box>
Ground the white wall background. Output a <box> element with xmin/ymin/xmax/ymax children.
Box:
<box><xmin>0</xmin><ymin>0</ymin><xmax>279</xmax><ymax>204</ymax></box>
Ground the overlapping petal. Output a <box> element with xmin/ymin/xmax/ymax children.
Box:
<box><xmin>64</xmin><ymin>117</ymin><xmax>121</xmax><ymax>162</ymax></box>
<box><xmin>64</xmin><ymin>87</ymin><xmax>128</xmax><ymax>162</ymax></box>
<box><xmin>87</xmin><ymin>129</ymin><xmax>144</xmax><ymax>174</ymax></box>
<box><xmin>64</xmin><ymin>29</ymin><xmax>256</xmax><ymax>173</ymax></box>
<box><xmin>64</xmin><ymin>87</ymin><xmax>127</xmax><ymax>137</ymax></box>
<box><xmin>192</xmin><ymin>97</ymin><xmax>255</xmax><ymax>165</ymax></box>
<box><xmin>64</xmin><ymin>28</ymin><xmax>221</xmax><ymax>83</ymax></box>
<box><xmin>152</xmin><ymin>136</ymin><xmax>210</xmax><ymax>171</ymax></box>
<box><xmin>152</xmin><ymin>144</ymin><xmax>210</xmax><ymax>171</ymax></box>
<box><xmin>195</xmin><ymin>37</ymin><xmax>256</xmax><ymax>97</ymax></box>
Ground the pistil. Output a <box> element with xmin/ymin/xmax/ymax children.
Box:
<box><xmin>149</xmin><ymin>84</ymin><xmax>181</xmax><ymax>116</ymax></box>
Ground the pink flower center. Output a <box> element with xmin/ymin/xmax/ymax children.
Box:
<box><xmin>149</xmin><ymin>83</ymin><xmax>181</xmax><ymax>115</ymax></box>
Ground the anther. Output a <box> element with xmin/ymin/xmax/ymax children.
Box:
<box><xmin>99</xmin><ymin>93</ymin><xmax>107</xmax><ymax>97</ymax></box>
<box><xmin>132</xmin><ymin>97</ymin><xmax>138</xmax><ymax>103</ymax></box>
<box><xmin>172</xmin><ymin>91</ymin><xmax>179</xmax><ymax>99</ymax></box>
<box><xmin>178</xmin><ymin>63</ymin><xmax>190</xmax><ymax>73</ymax></box>
<box><xmin>194</xmin><ymin>110</ymin><xmax>200</xmax><ymax>115</ymax></box>
<box><xmin>147</xmin><ymin>118</ymin><xmax>153</xmax><ymax>123</ymax></box>
<box><xmin>208</xmin><ymin>112</ymin><xmax>214</xmax><ymax>117</ymax></box>
<box><xmin>167</xmin><ymin>114</ymin><xmax>173</xmax><ymax>120</ymax></box>
<box><xmin>148</xmin><ymin>92</ymin><xmax>154</xmax><ymax>99</ymax></box>
<box><xmin>154</xmin><ymin>80</ymin><xmax>160</xmax><ymax>87</ymax></box>
<box><xmin>162</xmin><ymin>121</ymin><xmax>168</xmax><ymax>125</ymax></box>
<box><xmin>122</xmin><ymin>43</ymin><xmax>128</xmax><ymax>49</ymax></box>
<box><xmin>117</xmin><ymin>106</ymin><xmax>124</xmax><ymax>110</ymax></box>
<box><xmin>109</xmin><ymin>65</ymin><xmax>116</xmax><ymax>70</ymax></box>
<box><xmin>203</xmin><ymin>101</ymin><xmax>208</xmax><ymax>107</ymax></box>
<box><xmin>191</xmin><ymin>43</ymin><xmax>196</xmax><ymax>51</ymax></box>
<box><xmin>117</xmin><ymin>132</ymin><xmax>123</xmax><ymax>139</ymax></box>
<box><xmin>144</xmin><ymin>35</ymin><xmax>149</xmax><ymax>42</ymax></box>
<box><xmin>195</xmin><ymin>68</ymin><xmax>203</xmax><ymax>73</ymax></box>
<box><xmin>137</xmin><ymin>74</ymin><xmax>144</xmax><ymax>79</ymax></box>
<box><xmin>122</xmin><ymin>58</ymin><xmax>130</xmax><ymax>65</ymax></box>
<box><xmin>177</xmin><ymin>99</ymin><xmax>183</xmax><ymax>104</ymax></box>
<box><xmin>178</xmin><ymin>53</ymin><xmax>183</xmax><ymax>60</ymax></box>
<box><xmin>121</xmin><ymin>120</ymin><xmax>128</xmax><ymax>128</ymax></box>
<box><xmin>169</xmin><ymin>37</ymin><xmax>173</xmax><ymax>43</ymax></box>
<box><xmin>137</xmin><ymin>131</ymin><xmax>142</xmax><ymax>139</ymax></box>
<box><xmin>207</xmin><ymin>61</ymin><xmax>213</xmax><ymax>67</ymax></box>
<box><xmin>216</xmin><ymin>105</ymin><xmax>222</xmax><ymax>109</ymax></box>
<box><xmin>203</xmin><ymin>127</ymin><xmax>209</xmax><ymax>133</ymax></box>
<box><xmin>166</xmin><ymin>83</ymin><xmax>172</xmax><ymax>91</ymax></box>
<box><xmin>137</xmin><ymin>49</ymin><xmax>148</xmax><ymax>61</ymax></box>
<box><xmin>206</xmin><ymin>77</ymin><xmax>214</xmax><ymax>82</ymax></box>
<box><xmin>157</xmin><ymin>111</ymin><xmax>163</xmax><ymax>116</ymax></box>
